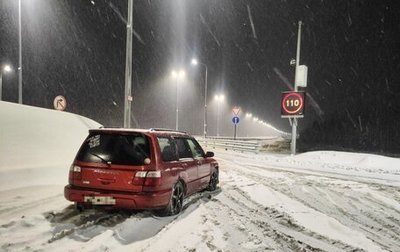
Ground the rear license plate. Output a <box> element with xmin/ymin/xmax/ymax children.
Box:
<box><xmin>84</xmin><ymin>196</ymin><xmax>116</xmax><ymax>205</ymax></box>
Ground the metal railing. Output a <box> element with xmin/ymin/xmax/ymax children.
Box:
<box><xmin>196</xmin><ymin>137</ymin><xmax>262</xmax><ymax>154</ymax></box>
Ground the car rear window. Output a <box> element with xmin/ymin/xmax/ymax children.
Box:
<box><xmin>76</xmin><ymin>133</ymin><xmax>150</xmax><ymax>165</ymax></box>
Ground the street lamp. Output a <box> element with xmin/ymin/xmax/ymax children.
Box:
<box><xmin>0</xmin><ymin>65</ymin><xmax>12</xmax><ymax>101</ymax></box>
<box><xmin>214</xmin><ymin>94</ymin><xmax>225</xmax><ymax>136</ymax></box>
<box><xmin>171</xmin><ymin>69</ymin><xmax>185</xmax><ymax>130</ymax></box>
<box><xmin>191</xmin><ymin>58</ymin><xmax>208</xmax><ymax>138</ymax></box>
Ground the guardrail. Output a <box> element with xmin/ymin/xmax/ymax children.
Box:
<box><xmin>196</xmin><ymin>137</ymin><xmax>262</xmax><ymax>154</ymax></box>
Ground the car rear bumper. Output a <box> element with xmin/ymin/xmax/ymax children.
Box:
<box><xmin>64</xmin><ymin>185</ymin><xmax>172</xmax><ymax>209</ymax></box>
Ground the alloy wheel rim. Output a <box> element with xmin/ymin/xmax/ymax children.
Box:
<box><xmin>172</xmin><ymin>184</ymin><xmax>183</xmax><ymax>213</ymax></box>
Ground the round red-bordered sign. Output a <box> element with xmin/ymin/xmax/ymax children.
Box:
<box><xmin>281</xmin><ymin>92</ymin><xmax>305</xmax><ymax>116</ymax></box>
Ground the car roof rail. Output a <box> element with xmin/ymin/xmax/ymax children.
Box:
<box><xmin>149</xmin><ymin>128</ymin><xmax>187</xmax><ymax>134</ymax></box>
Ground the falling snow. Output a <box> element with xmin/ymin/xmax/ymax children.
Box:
<box><xmin>0</xmin><ymin>0</ymin><xmax>399</xmax><ymax>152</ymax></box>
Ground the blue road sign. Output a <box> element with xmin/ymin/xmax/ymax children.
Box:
<box><xmin>232</xmin><ymin>116</ymin><xmax>240</xmax><ymax>124</ymax></box>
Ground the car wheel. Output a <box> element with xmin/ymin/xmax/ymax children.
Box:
<box><xmin>163</xmin><ymin>181</ymin><xmax>184</xmax><ymax>216</ymax></box>
<box><xmin>75</xmin><ymin>203</ymin><xmax>85</xmax><ymax>212</ymax></box>
<box><xmin>208</xmin><ymin>170</ymin><xmax>219</xmax><ymax>191</ymax></box>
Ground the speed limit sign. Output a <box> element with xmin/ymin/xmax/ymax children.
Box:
<box><xmin>281</xmin><ymin>91</ymin><xmax>305</xmax><ymax>118</ymax></box>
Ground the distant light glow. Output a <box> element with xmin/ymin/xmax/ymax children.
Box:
<box><xmin>171</xmin><ymin>69</ymin><xmax>185</xmax><ymax>79</ymax></box>
<box><xmin>245</xmin><ymin>113</ymin><xmax>252</xmax><ymax>118</ymax></box>
<box><xmin>191</xmin><ymin>58</ymin><xmax>198</xmax><ymax>65</ymax></box>
<box><xmin>3</xmin><ymin>65</ymin><xmax>12</xmax><ymax>72</ymax></box>
<box><xmin>214</xmin><ymin>94</ymin><xmax>225</xmax><ymax>102</ymax></box>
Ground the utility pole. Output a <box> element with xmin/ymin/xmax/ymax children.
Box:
<box><xmin>175</xmin><ymin>76</ymin><xmax>179</xmax><ymax>130</ymax></box>
<box><xmin>18</xmin><ymin>0</ymin><xmax>22</xmax><ymax>104</ymax></box>
<box><xmin>291</xmin><ymin>21</ymin><xmax>302</xmax><ymax>155</ymax></box>
<box><xmin>204</xmin><ymin>66</ymin><xmax>208</xmax><ymax>138</ymax></box>
<box><xmin>123</xmin><ymin>0</ymin><xmax>133</xmax><ymax>128</ymax></box>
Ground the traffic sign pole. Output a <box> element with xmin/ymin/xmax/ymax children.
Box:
<box><xmin>232</xmin><ymin>116</ymin><xmax>240</xmax><ymax>140</ymax></box>
<box><xmin>291</xmin><ymin>21</ymin><xmax>302</xmax><ymax>156</ymax></box>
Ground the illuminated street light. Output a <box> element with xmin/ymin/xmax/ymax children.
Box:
<box><xmin>171</xmin><ymin>69</ymin><xmax>185</xmax><ymax>130</ymax></box>
<box><xmin>214</xmin><ymin>94</ymin><xmax>225</xmax><ymax>136</ymax></box>
<box><xmin>191</xmin><ymin>58</ymin><xmax>208</xmax><ymax>138</ymax></box>
<box><xmin>0</xmin><ymin>65</ymin><xmax>12</xmax><ymax>101</ymax></box>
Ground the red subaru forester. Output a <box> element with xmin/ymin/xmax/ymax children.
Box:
<box><xmin>64</xmin><ymin>128</ymin><xmax>219</xmax><ymax>215</ymax></box>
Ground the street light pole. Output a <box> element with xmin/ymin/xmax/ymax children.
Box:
<box><xmin>0</xmin><ymin>65</ymin><xmax>12</xmax><ymax>101</ymax></box>
<box><xmin>175</xmin><ymin>75</ymin><xmax>179</xmax><ymax>130</ymax></box>
<box><xmin>172</xmin><ymin>70</ymin><xmax>185</xmax><ymax>131</ymax></box>
<box><xmin>191</xmin><ymin>59</ymin><xmax>208</xmax><ymax>138</ymax></box>
<box><xmin>215</xmin><ymin>94</ymin><xmax>224</xmax><ymax>137</ymax></box>
<box><xmin>18</xmin><ymin>0</ymin><xmax>22</xmax><ymax>104</ymax></box>
<box><xmin>204</xmin><ymin>65</ymin><xmax>208</xmax><ymax>138</ymax></box>
<box><xmin>291</xmin><ymin>20</ymin><xmax>302</xmax><ymax>155</ymax></box>
<box><xmin>0</xmin><ymin>71</ymin><xmax>3</xmax><ymax>101</ymax></box>
<box><xmin>216</xmin><ymin>99</ymin><xmax>220</xmax><ymax>136</ymax></box>
<box><xmin>123</xmin><ymin>0</ymin><xmax>133</xmax><ymax>128</ymax></box>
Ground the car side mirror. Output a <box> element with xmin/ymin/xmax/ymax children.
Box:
<box><xmin>205</xmin><ymin>151</ymin><xmax>214</xmax><ymax>158</ymax></box>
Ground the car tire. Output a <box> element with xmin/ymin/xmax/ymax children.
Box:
<box><xmin>162</xmin><ymin>181</ymin><xmax>184</xmax><ymax>216</ymax></box>
<box><xmin>75</xmin><ymin>203</ymin><xmax>85</xmax><ymax>212</ymax></box>
<box><xmin>207</xmin><ymin>170</ymin><xmax>219</xmax><ymax>191</ymax></box>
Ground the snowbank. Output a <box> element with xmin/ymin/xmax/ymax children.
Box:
<box><xmin>0</xmin><ymin>101</ymin><xmax>101</xmax><ymax>189</ymax></box>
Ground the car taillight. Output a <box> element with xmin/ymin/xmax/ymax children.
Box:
<box><xmin>71</xmin><ymin>165</ymin><xmax>81</xmax><ymax>172</ymax></box>
<box><xmin>133</xmin><ymin>171</ymin><xmax>161</xmax><ymax>186</ymax></box>
<box><xmin>69</xmin><ymin>164</ymin><xmax>82</xmax><ymax>182</ymax></box>
<box><xmin>144</xmin><ymin>171</ymin><xmax>161</xmax><ymax>186</ymax></box>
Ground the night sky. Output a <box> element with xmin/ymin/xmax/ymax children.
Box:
<box><xmin>1</xmin><ymin>0</ymin><xmax>400</xmax><ymax>153</ymax></box>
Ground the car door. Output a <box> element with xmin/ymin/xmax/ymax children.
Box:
<box><xmin>175</xmin><ymin>137</ymin><xmax>199</xmax><ymax>194</ymax></box>
<box><xmin>186</xmin><ymin>138</ymin><xmax>211</xmax><ymax>188</ymax></box>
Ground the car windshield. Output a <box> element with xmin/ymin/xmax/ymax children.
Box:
<box><xmin>76</xmin><ymin>133</ymin><xmax>150</xmax><ymax>166</ymax></box>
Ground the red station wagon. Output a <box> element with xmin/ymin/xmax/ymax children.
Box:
<box><xmin>64</xmin><ymin>128</ymin><xmax>219</xmax><ymax>215</ymax></box>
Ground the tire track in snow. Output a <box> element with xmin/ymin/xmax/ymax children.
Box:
<box><xmin>212</xmin><ymin>182</ymin><xmax>356</xmax><ymax>252</ymax></box>
<box><xmin>217</xmin><ymin>153</ymin><xmax>399</xmax><ymax>251</ymax></box>
<box><xmin>239</xmin><ymin>164</ymin><xmax>400</xmax><ymax>250</ymax></box>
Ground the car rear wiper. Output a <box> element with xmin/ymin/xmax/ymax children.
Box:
<box><xmin>88</xmin><ymin>152</ymin><xmax>111</xmax><ymax>165</ymax></box>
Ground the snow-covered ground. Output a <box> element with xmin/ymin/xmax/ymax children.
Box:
<box><xmin>1</xmin><ymin>102</ymin><xmax>400</xmax><ymax>252</ymax></box>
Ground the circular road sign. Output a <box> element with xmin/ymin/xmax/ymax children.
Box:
<box><xmin>54</xmin><ymin>95</ymin><xmax>67</xmax><ymax>111</ymax></box>
<box><xmin>232</xmin><ymin>116</ymin><xmax>240</xmax><ymax>124</ymax></box>
<box><xmin>281</xmin><ymin>91</ymin><xmax>305</xmax><ymax>117</ymax></box>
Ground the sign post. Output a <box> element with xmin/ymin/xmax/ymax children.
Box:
<box><xmin>232</xmin><ymin>116</ymin><xmax>240</xmax><ymax>140</ymax></box>
<box><xmin>232</xmin><ymin>107</ymin><xmax>240</xmax><ymax>140</ymax></box>
<box><xmin>282</xmin><ymin>20</ymin><xmax>308</xmax><ymax>155</ymax></box>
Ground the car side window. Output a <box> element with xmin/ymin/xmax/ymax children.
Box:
<box><xmin>175</xmin><ymin>138</ymin><xmax>193</xmax><ymax>159</ymax></box>
<box><xmin>157</xmin><ymin>137</ymin><xmax>178</xmax><ymax>162</ymax></box>
<box><xmin>187</xmin><ymin>138</ymin><xmax>204</xmax><ymax>159</ymax></box>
